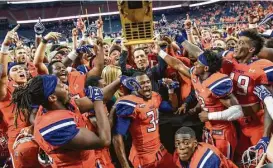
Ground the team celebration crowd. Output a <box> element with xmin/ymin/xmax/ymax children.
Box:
<box><xmin>1</xmin><ymin>1</ymin><xmax>273</xmax><ymax>168</ymax></box>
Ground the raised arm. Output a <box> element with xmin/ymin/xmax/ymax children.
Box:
<box><xmin>35</xmin><ymin>35</ymin><xmax>42</xmax><ymax>48</ymax></box>
<box><xmin>0</xmin><ymin>51</ymin><xmax>9</xmax><ymax>100</ymax></box>
<box><xmin>96</xmin><ymin>16</ymin><xmax>103</xmax><ymax>39</ymax></box>
<box><xmin>62</xmin><ymin>87</ymin><xmax>110</xmax><ymax>150</ymax></box>
<box><xmin>184</xmin><ymin>14</ymin><xmax>197</xmax><ymax>45</ymax></box>
<box><xmin>71</xmin><ymin>28</ymin><xmax>78</xmax><ymax>51</ymax></box>
<box><xmin>34</xmin><ymin>17</ymin><xmax>45</xmax><ymax>48</ymax></box>
<box><xmin>210</xmin><ymin>93</ymin><xmax>243</xmax><ymax>121</ymax></box>
<box><xmin>181</xmin><ymin>40</ymin><xmax>203</xmax><ymax>59</ymax></box>
<box><xmin>252</xmin><ymin>85</ymin><xmax>273</xmax><ymax>137</ymax></box>
<box><xmin>0</xmin><ymin>25</ymin><xmax>20</xmax><ymax>100</ymax></box>
<box><xmin>151</xmin><ymin>43</ymin><xmax>191</xmax><ymax>78</ymax></box>
<box><xmin>112</xmin><ymin>99</ymin><xmax>135</xmax><ymax>168</ymax></box>
<box><xmin>75</xmin><ymin>77</ymin><xmax>121</xmax><ymax>112</ymax></box>
<box><xmin>86</xmin><ymin>38</ymin><xmax>104</xmax><ymax>78</ymax></box>
<box><xmin>198</xmin><ymin>77</ymin><xmax>243</xmax><ymax>123</ymax></box>
<box><xmin>34</xmin><ymin>32</ymin><xmax>61</xmax><ymax>74</ymax></box>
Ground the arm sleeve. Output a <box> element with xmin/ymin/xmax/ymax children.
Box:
<box><xmin>114</xmin><ymin>99</ymin><xmax>137</xmax><ymax>135</ymax></box>
<box><xmin>208</xmin><ymin>77</ymin><xmax>233</xmax><ymax>98</ymax></box>
<box><xmin>39</xmin><ymin>118</ymin><xmax>79</xmax><ymax>146</ymax></box>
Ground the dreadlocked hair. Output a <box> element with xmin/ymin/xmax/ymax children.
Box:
<box><xmin>11</xmin><ymin>76</ymin><xmax>47</xmax><ymax>128</ymax></box>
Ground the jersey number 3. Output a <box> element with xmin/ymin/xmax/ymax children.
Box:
<box><xmin>230</xmin><ymin>72</ymin><xmax>250</xmax><ymax>95</ymax></box>
<box><xmin>146</xmin><ymin>110</ymin><xmax>159</xmax><ymax>133</ymax></box>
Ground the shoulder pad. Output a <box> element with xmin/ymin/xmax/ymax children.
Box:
<box><xmin>208</xmin><ymin>76</ymin><xmax>233</xmax><ymax>98</ymax></box>
<box><xmin>116</xmin><ymin>99</ymin><xmax>137</xmax><ymax>117</ymax></box>
<box><xmin>197</xmin><ymin>148</ymin><xmax>221</xmax><ymax>168</ymax></box>
<box><xmin>39</xmin><ymin>118</ymin><xmax>79</xmax><ymax>146</ymax></box>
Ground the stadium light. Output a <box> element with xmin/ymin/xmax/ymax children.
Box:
<box><xmin>7</xmin><ymin>0</ymin><xmax>60</xmax><ymax>4</ymax></box>
<box><xmin>17</xmin><ymin>4</ymin><xmax>182</xmax><ymax>24</ymax></box>
<box><xmin>189</xmin><ymin>0</ymin><xmax>222</xmax><ymax>7</ymax></box>
<box><xmin>16</xmin><ymin>0</ymin><xmax>220</xmax><ymax>24</ymax></box>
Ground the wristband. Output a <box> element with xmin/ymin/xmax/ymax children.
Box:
<box><xmin>168</xmin><ymin>88</ymin><xmax>174</xmax><ymax>94</ymax></box>
<box><xmin>67</xmin><ymin>51</ymin><xmax>78</xmax><ymax>61</ymax></box>
<box><xmin>1</xmin><ymin>44</ymin><xmax>9</xmax><ymax>53</ymax></box>
<box><xmin>208</xmin><ymin>112</ymin><xmax>220</xmax><ymax>120</ymax></box>
<box><xmin>66</xmin><ymin>67</ymin><xmax>73</xmax><ymax>73</ymax></box>
<box><xmin>185</xmin><ymin>28</ymin><xmax>192</xmax><ymax>34</ymax></box>
<box><xmin>158</xmin><ymin>50</ymin><xmax>168</xmax><ymax>59</ymax></box>
<box><xmin>35</xmin><ymin>34</ymin><xmax>42</xmax><ymax>38</ymax></box>
<box><xmin>249</xmin><ymin>23</ymin><xmax>258</xmax><ymax>29</ymax></box>
<box><xmin>42</xmin><ymin>38</ymin><xmax>48</xmax><ymax>44</ymax></box>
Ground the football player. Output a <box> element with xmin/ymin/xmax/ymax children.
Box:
<box><xmin>112</xmin><ymin>72</ymin><xmax>175</xmax><ymax>168</ymax></box>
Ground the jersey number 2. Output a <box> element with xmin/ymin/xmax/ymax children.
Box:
<box><xmin>195</xmin><ymin>91</ymin><xmax>208</xmax><ymax>112</ymax></box>
<box><xmin>230</xmin><ymin>72</ymin><xmax>250</xmax><ymax>95</ymax></box>
<box><xmin>146</xmin><ymin>110</ymin><xmax>159</xmax><ymax>133</ymax></box>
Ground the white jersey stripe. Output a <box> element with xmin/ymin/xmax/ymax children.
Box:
<box><xmin>209</xmin><ymin>78</ymin><xmax>231</xmax><ymax>91</ymax></box>
<box><xmin>41</xmin><ymin>121</ymin><xmax>76</xmax><ymax>136</ymax></box>
<box><xmin>199</xmin><ymin>150</ymin><xmax>214</xmax><ymax>168</ymax></box>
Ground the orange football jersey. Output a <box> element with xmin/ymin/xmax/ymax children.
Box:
<box><xmin>191</xmin><ymin>69</ymin><xmax>233</xmax><ymax>129</ymax></box>
<box><xmin>0</xmin><ymin>81</ymin><xmax>29</xmax><ymax>150</ymax></box>
<box><xmin>173</xmin><ymin>143</ymin><xmax>237</xmax><ymax>168</ymax></box>
<box><xmin>34</xmin><ymin>108</ymin><xmax>92</xmax><ymax>168</ymax></box>
<box><xmin>82</xmin><ymin>105</ymin><xmax>115</xmax><ymax>168</ymax></box>
<box><xmin>115</xmin><ymin>92</ymin><xmax>163</xmax><ymax>165</ymax></box>
<box><xmin>0</xmin><ymin>121</ymin><xmax>9</xmax><ymax>161</ymax></box>
<box><xmin>222</xmin><ymin>56</ymin><xmax>273</xmax><ymax>106</ymax></box>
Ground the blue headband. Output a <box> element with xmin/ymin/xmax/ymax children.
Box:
<box><xmin>198</xmin><ymin>53</ymin><xmax>208</xmax><ymax>66</ymax></box>
<box><xmin>41</xmin><ymin>75</ymin><xmax>58</xmax><ymax>99</ymax></box>
<box><xmin>8</xmin><ymin>62</ymin><xmax>19</xmax><ymax>74</ymax></box>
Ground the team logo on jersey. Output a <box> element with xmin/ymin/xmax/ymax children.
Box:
<box><xmin>212</xmin><ymin>130</ymin><xmax>223</xmax><ymax>135</ymax></box>
<box><xmin>74</xmin><ymin>84</ymin><xmax>79</xmax><ymax>90</ymax></box>
<box><xmin>14</xmin><ymin>151</ymin><xmax>19</xmax><ymax>158</ymax></box>
<box><xmin>139</xmin><ymin>104</ymin><xmax>146</xmax><ymax>108</ymax></box>
<box><xmin>249</xmin><ymin>68</ymin><xmax>255</xmax><ymax>73</ymax></box>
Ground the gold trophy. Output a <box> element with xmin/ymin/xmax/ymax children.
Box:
<box><xmin>117</xmin><ymin>1</ymin><xmax>154</xmax><ymax>45</ymax></box>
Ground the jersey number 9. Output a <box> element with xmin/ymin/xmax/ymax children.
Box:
<box><xmin>230</xmin><ymin>72</ymin><xmax>250</xmax><ymax>95</ymax></box>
